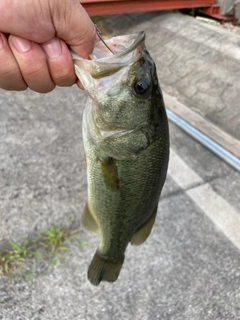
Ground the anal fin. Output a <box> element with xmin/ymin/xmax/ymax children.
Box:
<box><xmin>131</xmin><ymin>205</ymin><xmax>158</xmax><ymax>246</ymax></box>
<box><xmin>81</xmin><ymin>202</ymin><xmax>99</xmax><ymax>234</ymax></box>
<box><xmin>88</xmin><ymin>250</ymin><xmax>124</xmax><ymax>286</ymax></box>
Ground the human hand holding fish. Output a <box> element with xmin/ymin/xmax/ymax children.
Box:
<box><xmin>0</xmin><ymin>0</ymin><xmax>96</xmax><ymax>92</ymax></box>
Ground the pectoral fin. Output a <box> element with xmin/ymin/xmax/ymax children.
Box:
<box><xmin>81</xmin><ymin>202</ymin><xmax>99</xmax><ymax>234</ymax></box>
<box><xmin>100</xmin><ymin>157</ymin><xmax>119</xmax><ymax>191</ymax></box>
<box><xmin>131</xmin><ymin>205</ymin><xmax>158</xmax><ymax>246</ymax></box>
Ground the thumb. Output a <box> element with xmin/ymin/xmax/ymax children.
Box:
<box><xmin>50</xmin><ymin>0</ymin><xmax>96</xmax><ymax>58</ymax></box>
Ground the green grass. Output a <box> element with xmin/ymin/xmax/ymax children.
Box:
<box><xmin>0</xmin><ymin>240</ymin><xmax>29</xmax><ymax>275</ymax></box>
<box><xmin>0</xmin><ymin>223</ymin><xmax>88</xmax><ymax>278</ymax></box>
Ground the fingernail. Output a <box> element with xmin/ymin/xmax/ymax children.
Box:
<box><xmin>11</xmin><ymin>36</ymin><xmax>31</xmax><ymax>52</ymax></box>
<box><xmin>43</xmin><ymin>37</ymin><xmax>62</xmax><ymax>58</ymax></box>
<box><xmin>0</xmin><ymin>33</ymin><xmax>4</xmax><ymax>50</ymax></box>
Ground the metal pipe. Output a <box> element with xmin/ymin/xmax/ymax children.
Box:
<box><xmin>166</xmin><ymin>109</ymin><xmax>240</xmax><ymax>172</ymax></box>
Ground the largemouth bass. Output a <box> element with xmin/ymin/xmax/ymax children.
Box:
<box><xmin>72</xmin><ymin>32</ymin><xmax>169</xmax><ymax>286</ymax></box>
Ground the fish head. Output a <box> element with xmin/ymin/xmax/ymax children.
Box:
<box><xmin>72</xmin><ymin>32</ymin><xmax>165</xmax><ymax>157</ymax></box>
<box><xmin>73</xmin><ymin>32</ymin><xmax>163</xmax><ymax>124</ymax></box>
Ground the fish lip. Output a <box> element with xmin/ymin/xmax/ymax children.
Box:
<box><xmin>93</xmin><ymin>32</ymin><xmax>145</xmax><ymax>61</ymax></box>
<box><xmin>71</xmin><ymin>32</ymin><xmax>145</xmax><ymax>62</ymax></box>
<box><xmin>72</xmin><ymin>32</ymin><xmax>146</xmax><ymax>86</ymax></box>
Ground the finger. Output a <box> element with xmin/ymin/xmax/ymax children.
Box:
<box><xmin>42</xmin><ymin>37</ymin><xmax>76</xmax><ymax>87</ymax></box>
<box><xmin>9</xmin><ymin>35</ymin><xmax>55</xmax><ymax>93</ymax></box>
<box><xmin>50</xmin><ymin>1</ymin><xmax>96</xmax><ymax>58</ymax></box>
<box><xmin>0</xmin><ymin>33</ymin><xmax>27</xmax><ymax>91</ymax></box>
<box><xmin>0</xmin><ymin>0</ymin><xmax>55</xmax><ymax>43</ymax></box>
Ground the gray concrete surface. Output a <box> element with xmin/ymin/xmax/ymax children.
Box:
<box><xmin>1</xmin><ymin>11</ymin><xmax>240</xmax><ymax>320</ymax></box>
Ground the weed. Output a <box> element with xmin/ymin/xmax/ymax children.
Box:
<box><xmin>0</xmin><ymin>222</ymin><xmax>87</xmax><ymax>278</ymax></box>
<box><xmin>77</xmin><ymin>240</ymin><xmax>89</xmax><ymax>251</ymax></box>
<box><xmin>42</xmin><ymin>225</ymin><xmax>70</xmax><ymax>252</ymax></box>
<box><xmin>0</xmin><ymin>240</ymin><xmax>29</xmax><ymax>275</ymax></box>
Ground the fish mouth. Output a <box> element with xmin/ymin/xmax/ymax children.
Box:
<box><xmin>72</xmin><ymin>32</ymin><xmax>145</xmax><ymax>79</ymax></box>
<box><xmin>72</xmin><ymin>32</ymin><xmax>145</xmax><ymax>61</ymax></box>
<box><xmin>89</xmin><ymin>32</ymin><xmax>145</xmax><ymax>60</ymax></box>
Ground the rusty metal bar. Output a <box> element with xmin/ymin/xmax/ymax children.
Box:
<box><xmin>81</xmin><ymin>0</ymin><xmax>215</xmax><ymax>16</ymax></box>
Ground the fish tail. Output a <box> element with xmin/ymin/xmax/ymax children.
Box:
<box><xmin>87</xmin><ymin>250</ymin><xmax>124</xmax><ymax>286</ymax></box>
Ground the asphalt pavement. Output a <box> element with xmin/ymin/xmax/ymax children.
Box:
<box><xmin>0</xmin><ymin>11</ymin><xmax>240</xmax><ymax>320</ymax></box>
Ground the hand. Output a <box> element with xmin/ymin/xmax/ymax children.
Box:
<box><xmin>0</xmin><ymin>0</ymin><xmax>96</xmax><ymax>93</ymax></box>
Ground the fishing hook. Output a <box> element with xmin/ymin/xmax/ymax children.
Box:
<box><xmin>95</xmin><ymin>25</ymin><xmax>114</xmax><ymax>54</ymax></box>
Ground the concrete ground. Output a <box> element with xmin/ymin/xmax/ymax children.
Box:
<box><xmin>0</xmin><ymin>11</ymin><xmax>240</xmax><ymax>320</ymax></box>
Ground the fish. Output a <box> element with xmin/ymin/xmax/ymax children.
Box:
<box><xmin>72</xmin><ymin>32</ymin><xmax>169</xmax><ymax>286</ymax></box>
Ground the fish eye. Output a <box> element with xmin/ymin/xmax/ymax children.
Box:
<box><xmin>133</xmin><ymin>79</ymin><xmax>150</xmax><ymax>96</ymax></box>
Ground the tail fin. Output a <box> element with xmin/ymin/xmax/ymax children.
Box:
<box><xmin>87</xmin><ymin>250</ymin><xmax>124</xmax><ymax>286</ymax></box>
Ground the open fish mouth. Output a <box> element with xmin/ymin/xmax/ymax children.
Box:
<box><xmin>71</xmin><ymin>32</ymin><xmax>145</xmax><ymax>79</ymax></box>
<box><xmin>89</xmin><ymin>32</ymin><xmax>145</xmax><ymax>60</ymax></box>
<box><xmin>72</xmin><ymin>31</ymin><xmax>145</xmax><ymax>60</ymax></box>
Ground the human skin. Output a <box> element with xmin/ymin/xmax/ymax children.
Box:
<box><xmin>0</xmin><ymin>0</ymin><xmax>96</xmax><ymax>92</ymax></box>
